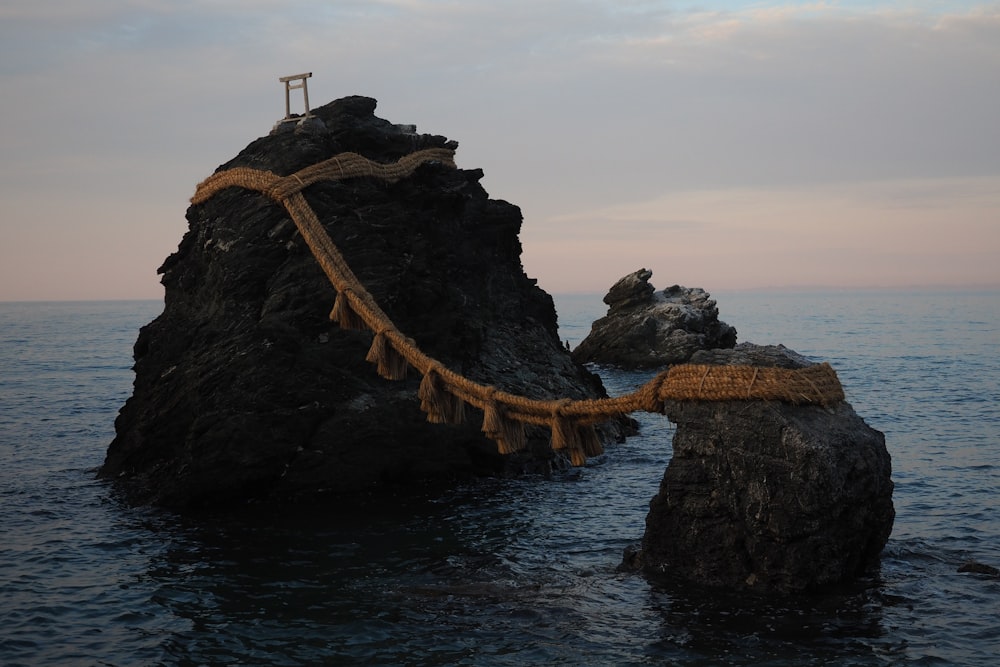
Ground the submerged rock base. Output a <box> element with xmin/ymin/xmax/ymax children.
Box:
<box><xmin>625</xmin><ymin>344</ymin><xmax>895</xmax><ymax>593</ymax></box>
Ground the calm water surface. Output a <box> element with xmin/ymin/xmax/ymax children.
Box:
<box><xmin>1</xmin><ymin>291</ymin><xmax>998</xmax><ymax>665</ymax></box>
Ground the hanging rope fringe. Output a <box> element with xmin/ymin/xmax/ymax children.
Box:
<box><xmin>568</xmin><ymin>445</ymin><xmax>588</xmax><ymax>467</ymax></box>
<box><xmin>418</xmin><ymin>367</ymin><xmax>466</xmax><ymax>425</ymax></box>
<box><xmin>495</xmin><ymin>415</ymin><xmax>526</xmax><ymax>455</ymax></box>
<box><xmin>548</xmin><ymin>401</ymin><xmax>574</xmax><ymax>451</ymax></box>
<box><xmin>190</xmin><ymin>147</ymin><xmax>847</xmax><ymax>466</ymax></box>
<box><xmin>365</xmin><ymin>330</ymin><xmax>409</xmax><ymax>381</ymax></box>
<box><xmin>480</xmin><ymin>390</ymin><xmax>520</xmax><ymax>453</ymax></box>
<box><xmin>330</xmin><ymin>290</ymin><xmax>367</xmax><ymax>330</ymax></box>
<box><xmin>579</xmin><ymin>424</ymin><xmax>604</xmax><ymax>458</ymax></box>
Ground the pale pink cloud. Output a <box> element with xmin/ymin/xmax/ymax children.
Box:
<box><xmin>1</xmin><ymin>1</ymin><xmax>997</xmax><ymax>300</ymax></box>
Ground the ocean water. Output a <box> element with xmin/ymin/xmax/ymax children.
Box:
<box><xmin>0</xmin><ymin>291</ymin><xmax>997</xmax><ymax>666</ymax></box>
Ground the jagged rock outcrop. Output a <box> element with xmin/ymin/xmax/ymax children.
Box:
<box><xmin>100</xmin><ymin>96</ymin><xmax>626</xmax><ymax>511</ymax></box>
<box><xmin>623</xmin><ymin>343</ymin><xmax>895</xmax><ymax>593</ymax></box>
<box><xmin>571</xmin><ymin>269</ymin><xmax>736</xmax><ymax>369</ymax></box>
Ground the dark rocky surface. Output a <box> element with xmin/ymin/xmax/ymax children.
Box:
<box><xmin>100</xmin><ymin>96</ymin><xmax>627</xmax><ymax>511</ymax></box>
<box><xmin>572</xmin><ymin>269</ymin><xmax>737</xmax><ymax>369</ymax></box>
<box><xmin>623</xmin><ymin>343</ymin><xmax>895</xmax><ymax>593</ymax></box>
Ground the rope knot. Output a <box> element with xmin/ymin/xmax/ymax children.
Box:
<box><xmin>639</xmin><ymin>369</ymin><xmax>671</xmax><ymax>414</ymax></box>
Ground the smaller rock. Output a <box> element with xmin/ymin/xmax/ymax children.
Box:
<box><xmin>630</xmin><ymin>343</ymin><xmax>895</xmax><ymax>593</ymax></box>
<box><xmin>571</xmin><ymin>269</ymin><xmax>737</xmax><ymax>369</ymax></box>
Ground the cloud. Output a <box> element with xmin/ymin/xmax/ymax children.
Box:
<box><xmin>1</xmin><ymin>1</ymin><xmax>998</xmax><ymax>300</ymax></box>
<box><xmin>522</xmin><ymin>175</ymin><xmax>1000</xmax><ymax>291</ymax></box>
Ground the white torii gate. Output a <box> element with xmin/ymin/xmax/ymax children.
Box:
<box><xmin>278</xmin><ymin>72</ymin><xmax>313</xmax><ymax>122</ymax></box>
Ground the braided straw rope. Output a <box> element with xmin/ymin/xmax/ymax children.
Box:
<box><xmin>191</xmin><ymin>148</ymin><xmax>846</xmax><ymax>465</ymax></box>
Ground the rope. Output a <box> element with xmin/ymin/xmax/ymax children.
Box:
<box><xmin>190</xmin><ymin>148</ymin><xmax>846</xmax><ymax>465</ymax></box>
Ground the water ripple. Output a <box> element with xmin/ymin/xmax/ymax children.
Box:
<box><xmin>2</xmin><ymin>294</ymin><xmax>999</xmax><ymax>665</ymax></box>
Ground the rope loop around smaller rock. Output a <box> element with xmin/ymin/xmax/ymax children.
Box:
<box><xmin>636</xmin><ymin>370</ymin><xmax>671</xmax><ymax>415</ymax></box>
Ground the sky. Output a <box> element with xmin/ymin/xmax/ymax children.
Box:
<box><xmin>1</xmin><ymin>1</ymin><xmax>998</xmax><ymax>301</ymax></box>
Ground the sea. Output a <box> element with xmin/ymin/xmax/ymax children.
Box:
<box><xmin>1</xmin><ymin>290</ymin><xmax>998</xmax><ymax>666</ymax></box>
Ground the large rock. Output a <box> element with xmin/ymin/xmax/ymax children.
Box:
<box><xmin>572</xmin><ymin>269</ymin><xmax>736</xmax><ymax>369</ymax></box>
<box><xmin>625</xmin><ymin>343</ymin><xmax>895</xmax><ymax>593</ymax></box>
<box><xmin>100</xmin><ymin>96</ymin><xmax>625</xmax><ymax>511</ymax></box>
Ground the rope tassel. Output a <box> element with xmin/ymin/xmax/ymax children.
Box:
<box><xmin>579</xmin><ymin>424</ymin><xmax>604</xmax><ymax>457</ymax></box>
<box><xmin>418</xmin><ymin>368</ymin><xmax>466</xmax><ymax>424</ymax></box>
<box><xmin>550</xmin><ymin>402</ymin><xmax>596</xmax><ymax>466</ymax></box>
<box><xmin>481</xmin><ymin>394</ymin><xmax>526</xmax><ymax>454</ymax></box>
<box><xmin>329</xmin><ymin>290</ymin><xmax>367</xmax><ymax>331</ymax></box>
<box><xmin>497</xmin><ymin>417</ymin><xmax>526</xmax><ymax>455</ymax></box>
<box><xmin>549</xmin><ymin>412</ymin><xmax>579</xmax><ymax>453</ymax></box>
<box><xmin>365</xmin><ymin>331</ymin><xmax>409</xmax><ymax>381</ymax></box>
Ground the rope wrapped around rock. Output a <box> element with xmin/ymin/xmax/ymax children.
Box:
<box><xmin>191</xmin><ymin>148</ymin><xmax>846</xmax><ymax>465</ymax></box>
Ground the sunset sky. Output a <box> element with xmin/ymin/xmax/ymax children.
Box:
<box><xmin>1</xmin><ymin>1</ymin><xmax>998</xmax><ymax>300</ymax></box>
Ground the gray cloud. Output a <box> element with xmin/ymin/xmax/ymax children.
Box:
<box><xmin>1</xmin><ymin>1</ymin><xmax>998</xmax><ymax>299</ymax></box>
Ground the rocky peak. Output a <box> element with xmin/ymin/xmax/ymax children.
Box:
<box><xmin>604</xmin><ymin>267</ymin><xmax>656</xmax><ymax>309</ymax></box>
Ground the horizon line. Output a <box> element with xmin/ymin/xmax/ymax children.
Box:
<box><xmin>3</xmin><ymin>282</ymin><xmax>1000</xmax><ymax>304</ymax></box>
